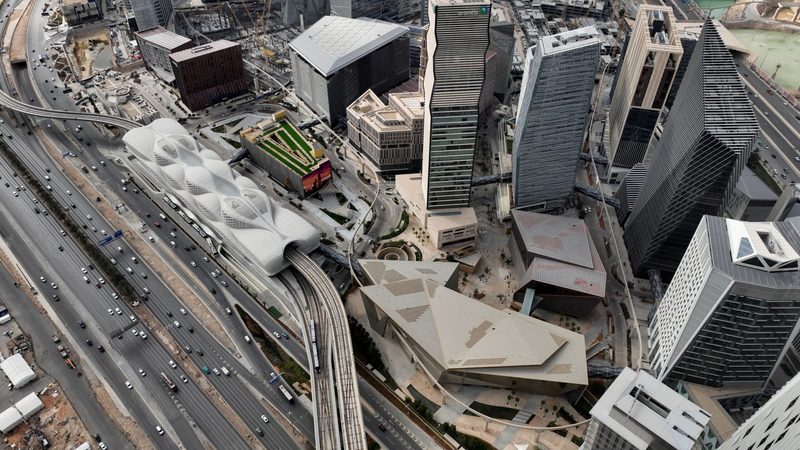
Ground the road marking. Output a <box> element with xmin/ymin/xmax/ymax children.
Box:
<box><xmin>743</xmin><ymin>76</ymin><xmax>800</xmax><ymax>141</ymax></box>
<box><xmin>755</xmin><ymin>108</ymin><xmax>800</xmax><ymax>179</ymax></box>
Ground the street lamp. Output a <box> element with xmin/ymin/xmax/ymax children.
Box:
<box><xmin>760</xmin><ymin>47</ymin><xmax>776</xmax><ymax>68</ymax></box>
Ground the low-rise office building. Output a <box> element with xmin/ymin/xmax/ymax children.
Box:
<box><xmin>240</xmin><ymin>112</ymin><xmax>332</xmax><ymax>198</ymax></box>
<box><xmin>134</xmin><ymin>27</ymin><xmax>193</xmax><ymax>84</ymax></box>
<box><xmin>346</xmin><ymin>90</ymin><xmax>423</xmax><ymax>173</ymax></box>
<box><xmin>169</xmin><ymin>40</ymin><xmax>248</xmax><ymax>111</ymax></box>
<box><xmin>289</xmin><ymin>16</ymin><xmax>409</xmax><ymax>126</ymax></box>
<box><xmin>396</xmin><ymin>173</ymin><xmax>477</xmax><ymax>250</ymax></box>
<box><xmin>359</xmin><ymin>261</ymin><xmax>587</xmax><ymax>395</ymax></box>
<box><xmin>509</xmin><ymin>210</ymin><xmax>606</xmax><ymax>317</ymax></box>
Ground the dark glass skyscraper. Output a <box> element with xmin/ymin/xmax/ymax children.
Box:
<box><xmin>623</xmin><ymin>18</ymin><xmax>759</xmax><ymax>279</ymax></box>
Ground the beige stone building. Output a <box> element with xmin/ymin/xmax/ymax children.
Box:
<box><xmin>346</xmin><ymin>90</ymin><xmax>424</xmax><ymax>173</ymax></box>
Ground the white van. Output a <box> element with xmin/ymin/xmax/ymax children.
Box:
<box><xmin>220</xmin><ymin>367</ymin><xmax>230</xmax><ymax>376</ymax></box>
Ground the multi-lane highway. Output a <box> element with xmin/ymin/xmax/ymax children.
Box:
<box><xmin>0</xmin><ymin>122</ymin><xmax>245</xmax><ymax>449</ymax></box>
<box><xmin>0</xmin><ymin>0</ymin><xmax>443</xmax><ymax>448</ymax></box>
<box><xmin>0</xmin><ymin>2</ymin><xmax>307</xmax><ymax>448</ymax></box>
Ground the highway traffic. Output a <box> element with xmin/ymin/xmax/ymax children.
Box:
<box><xmin>0</xmin><ymin>0</ymin><xmax>443</xmax><ymax>448</ymax></box>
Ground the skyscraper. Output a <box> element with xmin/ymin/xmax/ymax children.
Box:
<box><xmin>719</xmin><ymin>372</ymin><xmax>800</xmax><ymax>450</ymax></box>
<box><xmin>421</xmin><ymin>0</ymin><xmax>491</xmax><ymax>210</ymax></box>
<box><xmin>512</xmin><ymin>26</ymin><xmax>600</xmax><ymax>211</ymax></box>
<box><xmin>649</xmin><ymin>216</ymin><xmax>800</xmax><ymax>389</ymax></box>
<box><xmin>622</xmin><ymin>18</ymin><xmax>759</xmax><ymax>279</ymax></box>
<box><xmin>583</xmin><ymin>368</ymin><xmax>710</xmax><ymax>450</ymax></box>
<box><xmin>606</xmin><ymin>6</ymin><xmax>683</xmax><ymax>182</ymax></box>
<box><xmin>130</xmin><ymin>0</ymin><xmax>172</xmax><ymax>30</ymax></box>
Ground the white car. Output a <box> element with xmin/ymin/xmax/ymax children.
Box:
<box><xmin>59</xmin><ymin>229</ymin><xmax>66</xmax><ymax>236</ymax></box>
<box><xmin>131</xmin><ymin>329</ymin><xmax>139</xmax><ymax>336</ymax></box>
<box><xmin>99</xmin><ymin>278</ymin><xmax>105</xmax><ymax>284</ymax></box>
<box><xmin>125</xmin><ymin>381</ymin><xmax>132</xmax><ymax>389</ymax></box>
<box><xmin>51</xmin><ymin>282</ymin><xmax>58</xmax><ymax>289</ymax></box>
<box><xmin>80</xmin><ymin>267</ymin><xmax>87</xmax><ymax>274</ymax></box>
<box><xmin>138</xmin><ymin>369</ymin><xmax>146</xmax><ymax>377</ymax></box>
<box><xmin>180</xmin><ymin>375</ymin><xmax>188</xmax><ymax>383</ymax></box>
<box><xmin>156</xmin><ymin>425</ymin><xmax>164</xmax><ymax>435</ymax></box>
<box><xmin>169</xmin><ymin>360</ymin><xmax>177</xmax><ymax>369</ymax></box>
<box><xmin>261</xmin><ymin>415</ymin><xmax>270</xmax><ymax>423</ymax></box>
<box><xmin>179</xmin><ymin>308</ymin><xmax>187</xmax><ymax>315</ymax></box>
<box><xmin>140</xmin><ymin>333</ymin><xmax>147</xmax><ymax>340</ymax></box>
<box><xmin>173</xmin><ymin>321</ymin><xmax>181</xmax><ymax>328</ymax></box>
<box><xmin>190</xmin><ymin>261</ymin><xmax>196</xmax><ymax>267</ymax></box>
<box><xmin>109</xmin><ymin>258</ymin><xmax>117</xmax><ymax>265</ymax></box>
<box><xmin>112</xmin><ymin>293</ymin><xmax>119</xmax><ymax>300</ymax></box>
<box><xmin>107</xmin><ymin>308</ymin><xmax>113</xmax><ymax>315</ymax></box>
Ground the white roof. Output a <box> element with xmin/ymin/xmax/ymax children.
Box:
<box><xmin>16</xmin><ymin>392</ymin><xmax>43</xmax><ymax>418</ymax></box>
<box><xmin>123</xmin><ymin>119</ymin><xmax>319</xmax><ymax>275</ymax></box>
<box><xmin>726</xmin><ymin>218</ymin><xmax>800</xmax><ymax>272</ymax></box>
<box><xmin>0</xmin><ymin>407</ymin><xmax>22</xmax><ymax>434</ymax></box>
<box><xmin>289</xmin><ymin>16</ymin><xmax>408</xmax><ymax>76</ymax></box>
<box><xmin>590</xmin><ymin>368</ymin><xmax>710</xmax><ymax>450</ymax></box>
<box><xmin>0</xmin><ymin>393</ymin><xmax>43</xmax><ymax>434</ymax></box>
<box><xmin>0</xmin><ymin>354</ymin><xmax>35</xmax><ymax>388</ymax></box>
<box><xmin>361</xmin><ymin>278</ymin><xmax>587</xmax><ymax>385</ymax></box>
<box><xmin>539</xmin><ymin>26</ymin><xmax>601</xmax><ymax>56</ymax></box>
<box><xmin>134</xmin><ymin>27</ymin><xmax>191</xmax><ymax>51</ymax></box>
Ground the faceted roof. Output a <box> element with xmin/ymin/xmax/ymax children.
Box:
<box><xmin>289</xmin><ymin>16</ymin><xmax>408</xmax><ymax>76</ymax></box>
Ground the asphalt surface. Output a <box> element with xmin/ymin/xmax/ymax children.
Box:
<box><xmin>10</xmin><ymin>3</ymin><xmax>314</xmax><ymax>449</ymax></box>
<box><xmin>0</xmin><ymin>252</ymin><xmax>132</xmax><ymax>449</ymax></box>
<box><xmin>1</xmin><ymin>2</ymin><xmax>443</xmax><ymax>449</ymax></box>
<box><xmin>0</xmin><ymin>125</ymin><xmax>213</xmax><ymax>450</ymax></box>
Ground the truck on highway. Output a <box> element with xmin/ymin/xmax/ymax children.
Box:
<box><xmin>278</xmin><ymin>384</ymin><xmax>294</xmax><ymax>403</ymax></box>
<box><xmin>160</xmin><ymin>372</ymin><xmax>177</xmax><ymax>392</ymax></box>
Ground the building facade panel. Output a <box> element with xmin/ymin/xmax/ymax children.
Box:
<box><xmin>512</xmin><ymin>27</ymin><xmax>600</xmax><ymax>211</ymax></box>
<box><xmin>421</xmin><ymin>0</ymin><xmax>491</xmax><ymax>210</ymax></box>
<box><xmin>608</xmin><ymin>6</ymin><xmax>683</xmax><ymax>171</ymax></box>
<box><xmin>623</xmin><ymin>19</ymin><xmax>758</xmax><ymax>279</ymax></box>
<box><xmin>170</xmin><ymin>41</ymin><xmax>248</xmax><ymax>111</ymax></box>
<box><xmin>650</xmin><ymin>216</ymin><xmax>800</xmax><ymax>393</ymax></box>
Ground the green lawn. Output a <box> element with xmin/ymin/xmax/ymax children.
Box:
<box><xmin>253</xmin><ymin>120</ymin><xmax>320</xmax><ymax>176</ymax></box>
<box><xmin>259</xmin><ymin>140</ymin><xmax>309</xmax><ymax>175</ymax></box>
<box><xmin>280</xmin><ymin>121</ymin><xmax>313</xmax><ymax>154</ymax></box>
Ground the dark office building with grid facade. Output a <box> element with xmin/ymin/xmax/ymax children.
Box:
<box><xmin>623</xmin><ymin>18</ymin><xmax>759</xmax><ymax>279</ymax></box>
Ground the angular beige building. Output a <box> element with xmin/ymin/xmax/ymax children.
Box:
<box><xmin>346</xmin><ymin>90</ymin><xmax>424</xmax><ymax>173</ymax></box>
<box><xmin>607</xmin><ymin>6</ymin><xmax>683</xmax><ymax>183</ymax></box>
<box><xmin>359</xmin><ymin>260</ymin><xmax>587</xmax><ymax>395</ymax></box>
